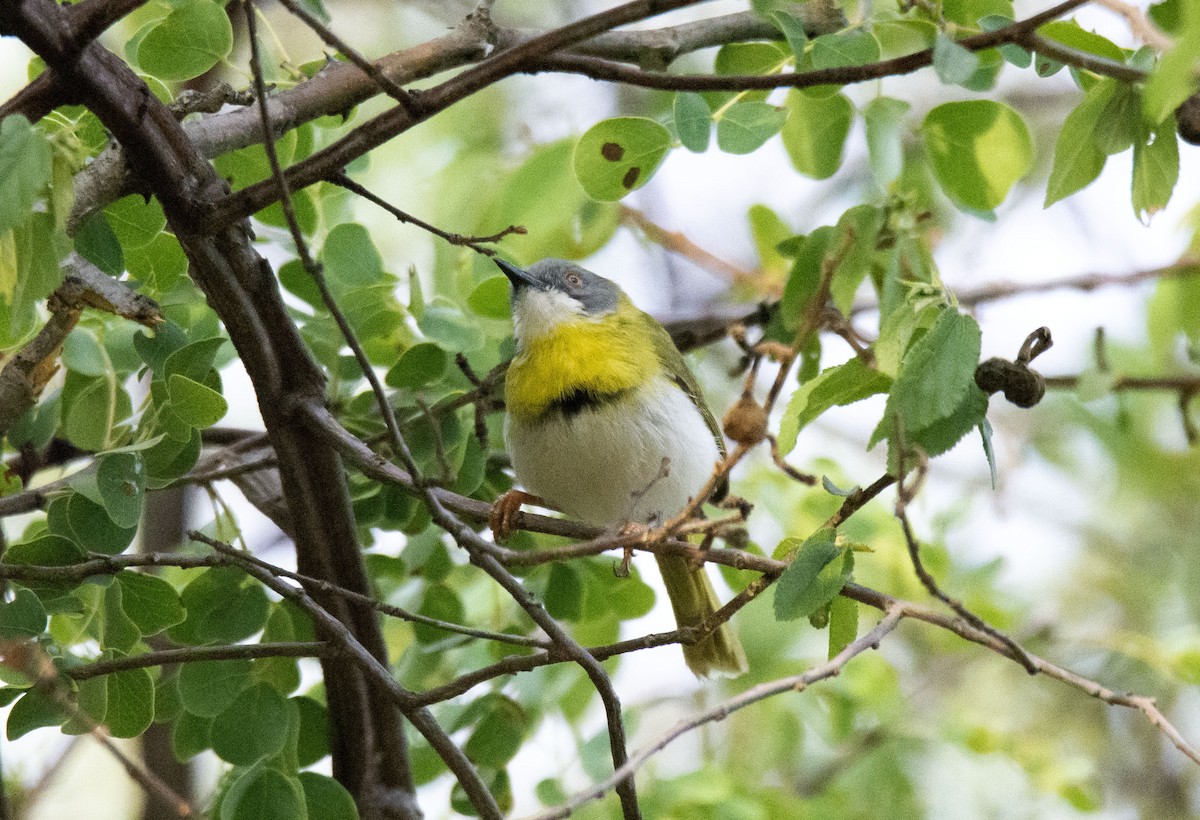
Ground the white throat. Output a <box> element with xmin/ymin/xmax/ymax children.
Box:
<box><xmin>512</xmin><ymin>288</ymin><xmax>586</xmax><ymax>343</ymax></box>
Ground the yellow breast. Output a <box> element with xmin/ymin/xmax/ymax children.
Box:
<box><xmin>505</xmin><ymin>311</ymin><xmax>659</xmax><ymax>419</ymax></box>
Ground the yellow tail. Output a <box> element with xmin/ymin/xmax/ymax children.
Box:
<box><xmin>656</xmin><ymin>554</ymin><xmax>747</xmax><ymax>677</ymax></box>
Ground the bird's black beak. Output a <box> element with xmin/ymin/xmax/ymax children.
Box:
<box><xmin>494</xmin><ymin>258</ymin><xmax>539</xmax><ymax>290</ymax></box>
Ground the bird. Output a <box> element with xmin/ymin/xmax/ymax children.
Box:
<box><xmin>488</xmin><ymin>257</ymin><xmax>747</xmax><ymax>677</ymax></box>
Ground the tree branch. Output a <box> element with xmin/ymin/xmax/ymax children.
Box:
<box><xmin>192</xmin><ymin>532</ymin><xmax>498</xmax><ymax>820</ymax></box>
<box><xmin>529</xmin><ymin>606</ymin><xmax>906</xmax><ymax>819</ymax></box>
<box><xmin>67</xmin><ymin>641</ymin><xmax>332</xmax><ymax>681</ymax></box>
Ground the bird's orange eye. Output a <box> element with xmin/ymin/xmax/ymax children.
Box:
<box><xmin>566</xmin><ymin>273</ymin><xmax>582</xmax><ymax>288</ymax></box>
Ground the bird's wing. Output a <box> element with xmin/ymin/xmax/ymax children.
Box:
<box><xmin>641</xmin><ymin>310</ymin><xmax>727</xmax><ymax>459</ymax></box>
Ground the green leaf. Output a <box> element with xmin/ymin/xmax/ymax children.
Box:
<box><xmin>414</xmin><ymin>584</ymin><xmax>464</xmax><ymax>644</ymax></box>
<box><xmin>143</xmin><ymin>427</ymin><xmax>202</xmax><ymax>488</ymax></box>
<box><xmin>932</xmin><ymin>33</ymin><xmax>980</xmax><ymax>86</ymax></box>
<box><xmin>126</xmin><ymin>231</ymin><xmax>188</xmax><ymax>294</ymax></box>
<box><xmin>863</xmin><ymin>97</ymin><xmax>910</xmax><ymax>189</ymax></box>
<box><xmin>768</xmin><ymin>9</ymin><xmax>809</xmax><ymax>58</ymax></box>
<box><xmin>177</xmin><ymin>658</ymin><xmax>253</xmax><ymax>718</ymax></box>
<box><xmin>711</xmin><ymin>42</ymin><xmax>789</xmax><ymax>103</ymax></box>
<box><xmin>417</xmin><ymin>298</ymin><xmax>485</xmax><ymax>352</ymax></box>
<box><xmin>105</xmin><ymin>195</ymin><xmax>166</xmax><ymax>250</ymax></box>
<box><xmin>64</xmin><ymin>675</ymin><xmax>107</xmax><ymax>735</ymax></box>
<box><xmin>979</xmin><ymin>418</ymin><xmax>998</xmax><ymax>489</ymax></box>
<box><xmin>1037</xmin><ymin>19</ymin><xmax>1126</xmax><ymax>62</ymax></box>
<box><xmin>544</xmin><ymin>564</ymin><xmax>583</xmax><ymax>622</ymax></box>
<box><xmin>884</xmin><ymin>309</ymin><xmax>982</xmax><ymax>436</ymax></box>
<box><xmin>0</xmin><ymin>115</ymin><xmax>52</xmax><ymax>236</ymax></box>
<box><xmin>828</xmin><ymin>593</ymin><xmax>858</xmax><ymax>659</ymax></box>
<box><xmin>164</xmin><ymin>337</ymin><xmax>228</xmax><ymax>384</ymax></box>
<box><xmin>166</xmin><ymin>373</ymin><xmax>228</xmax><ymax>429</ymax></box>
<box><xmin>102</xmin><ymin>582</ymin><xmax>142</xmax><ymax>653</ymax></box>
<box><xmin>321</xmin><ymin>222</ymin><xmax>385</xmax><ymax>289</ymax></box>
<box><xmin>778</xmin><ymin>358</ymin><xmax>892</xmax><ymax>454</ymax></box>
<box><xmin>0</xmin><ymin>587</ymin><xmax>47</xmax><ymax>640</ymax></box>
<box><xmin>65</xmin><ymin>492</ymin><xmax>137</xmax><ymax>555</ymax></box>
<box><xmin>780</xmin><ymin>227</ymin><xmax>832</xmax><ymax>331</ymax></box>
<box><xmin>117</xmin><ymin>572</ymin><xmax>185</xmax><ymax>636</ymax></box>
<box><xmin>466</xmin><ymin>275</ymin><xmax>512</xmax><ymax>319</ymax></box>
<box><xmin>921</xmin><ymin>100</ymin><xmax>1033</xmax><ymax>212</ymax></box>
<box><xmin>8</xmin><ymin>686</ymin><xmax>68</xmax><ymax>740</ymax></box>
<box><xmin>96</xmin><ymin>453</ymin><xmax>146</xmax><ymax>529</ymax></box>
<box><xmin>136</xmin><ymin>0</ymin><xmax>235</xmax><ymax>82</ymax></box>
<box><xmin>573</xmin><ymin>117</ymin><xmax>672</xmax><ymax>201</ymax></box>
<box><xmin>978</xmin><ymin>15</ymin><xmax>1032</xmax><ymax>68</ymax></box>
<box><xmin>451</xmin><ymin>767</ymin><xmax>512</xmax><ymax>816</ymax></box>
<box><xmin>748</xmin><ymin>204</ymin><xmax>791</xmax><ymax>279</ymax></box>
<box><xmin>463</xmin><ymin>694</ymin><xmax>528</xmax><ymax>767</ymax></box>
<box><xmin>134</xmin><ymin>322</ymin><xmax>188</xmax><ymax>374</ymax></box>
<box><xmin>1149</xmin><ymin>0</ymin><xmax>1182</xmax><ymax>35</ymax></box>
<box><xmin>172</xmin><ymin>708</ymin><xmax>213</xmax><ymax>759</ymax></box>
<box><xmin>211</xmin><ymin>682</ymin><xmax>291</xmax><ymax>765</ymax></box>
<box><xmin>73</xmin><ymin>213</ymin><xmax>123</xmax><ymax>276</ymax></box>
<box><xmin>1045</xmin><ymin>81</ymin><xmax>1117</xmax><ymax>206</ymax></box>
<box><xmin>2</xmin><ymin>534</ymin><xmax>85</xmax><ymax>602</ymax></box>
<box><xmin>1093</xmin><ymin>84</ymin><xmax>1142</xmax><ymax>155</ymax></box>
<box><xmin>255</xmin><ymin>605</ymin><xmax>302</xmax><ymax>695</ymax></box>
<box><xmin>384</xmin><ymin>340</ymin><xmax>446</xmax><ymax>388</ymax></box>
<box><xmin>1132</xmin><ymin>117</ymin><xmax>1180</xmax><ymax>221</ymax></box>
<box><xmin>1143</xmin><ymin>0</ymin><xmax>1200</xmax><ymax>123</ymax></box>
<box><xmin>774</xmin><ymin>529</ymin><xmax>853</xmax><ymax>621</ymax></box>
<box><xmin>105</xmin><ymin>666</ymin><xmax>154</xmax><ymax>738</ymax></box>
<box><xmin>673</xmin><ymin>93</ymin><xmax>711</xmax><ymax>153</ymax></box>
<box><xmin>221</xmin><ymin>766</ymin><xmax>306</xmax><ymax>820</ymax></box>
<box><xmin>0</xmin><ymin>213</ymin><xmax>69</xmax><ymax>347</ymax></box>
<box><xmin>169</xmin><ymin>567</ymin><xmax>270</xmax><ymax>646</ymax></box>
<box><xmin>299</xmin><ymin>773</ymin><xmax>358</xmax><ymax>820</ymax></box>
<box><xmin>809</xmin><ymin>29</ymin><xmax>881</xmax><ymax>70</ymax></box>
<box><xmin>716</xmin><ymin>102</ymin><xmax>788</xmax><ymax>155</ymax></box>
<box><xmin>294</xmin><ymin>696</ymin><xmax>330</xmax><ymax>767</ymax></box>
<box><xmin>63</xmin><ymin>328</ymin><xmax>111</xmax><ymax>378</ymax></box>
<box><xmin>782</xmin><ymin>91</ymin><xmax>853</xmax><ymax>179</ymax></box>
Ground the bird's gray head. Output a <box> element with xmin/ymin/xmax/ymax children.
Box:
<box><xmin>494</xmin><ymin>258</ymin><xmax>622</xmax><ymax>341</ymax></box>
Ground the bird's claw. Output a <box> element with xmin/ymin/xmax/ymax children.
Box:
<box><xmin>489</xmin><ymin>490</ymin><xmax>542</xmax><ymax>542</ymax></box>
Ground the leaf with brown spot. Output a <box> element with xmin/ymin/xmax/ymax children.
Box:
<box><xmin>573</xmin><ymin>117</ymin><xmax>671</xmax><ymax>201</ymax></box>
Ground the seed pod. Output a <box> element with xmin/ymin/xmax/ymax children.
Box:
<box><xmin>723</xmin><ymin>391</ymin><xmax>768</xmax><ymax>445</ymax></box>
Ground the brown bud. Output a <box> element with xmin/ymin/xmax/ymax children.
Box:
<box><xmin>975</xmin><ymin>357</ymin><xmax>1046</xmax><ymax>409</ymax></box>
<box><xmin>723</xmin><ymin>391</ymin><xmax>769</xmax><ymax>445</ymax></box>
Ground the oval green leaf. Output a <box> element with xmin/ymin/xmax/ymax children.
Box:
<box><xmin>921</xmin><ymin>100</ymin><xmax>1033</xmax><ymax>212</ymax></box>
<box><xmin>573</xmin><ymin>117</ymin><xmax>671</xmax><ymax>201</ymax></box>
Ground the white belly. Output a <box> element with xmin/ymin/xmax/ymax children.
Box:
<box><xmin>505</xmin><ymin>379</ymin><xmax>722</xmax><ymax>526</ymax></box>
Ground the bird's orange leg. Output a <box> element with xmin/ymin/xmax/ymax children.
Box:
<box><xmin>489</xmin><ymin>490</ymin><xmax>544</xmax><ymax>542</ymax></box>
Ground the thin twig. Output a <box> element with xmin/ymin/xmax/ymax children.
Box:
<box><xmin>528</xmin><ymin>606</ymin><xmax>906</xmax><ymax>820</ymax></box>
<box><xmin>66</xmin><ymin>641</ymin><xmax>333</xmax><ymax>681</ymax></box>
<box><xmin>523</xmin><ymin>0</ymin><xmax>1095</xmax><ymax>93</ymax></box>
<box><xmin>619</xmin><ymin>205</ymin><xmax>757</xmax><ymax>287</ymax></box>
<box><xmin>1093</xmin><ymin>0</ymin><xmax>1174</xmax><ymax>50</ymax></box>
<box><xmin>893</xmin><ymin>459</ymin><xmax>1037</xmax><ymax>674</ymax></box>
<box><xmin>274</xmin><ymin>0</ymin><xmax>416</xmax><ymax>112</ymax></box>
<box><xmin>192</xmin><ymin>531</ymin><xmax>503</xmax><ymax>819</ymax></box>
<box><xmin>0</xmin><ymin>641</ymin><xmax>194</xmax><ymax>817</ymax></box>
<box><xmin>329</xmin><ymin>172</ymin><xmax>524</xmax><ymax>256</ymax></box>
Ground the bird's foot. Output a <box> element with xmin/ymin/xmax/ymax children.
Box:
<box><xmin>489</xmin><ymin>489</ymin><xmax>542</xmax><ymax>542</ymax></box>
